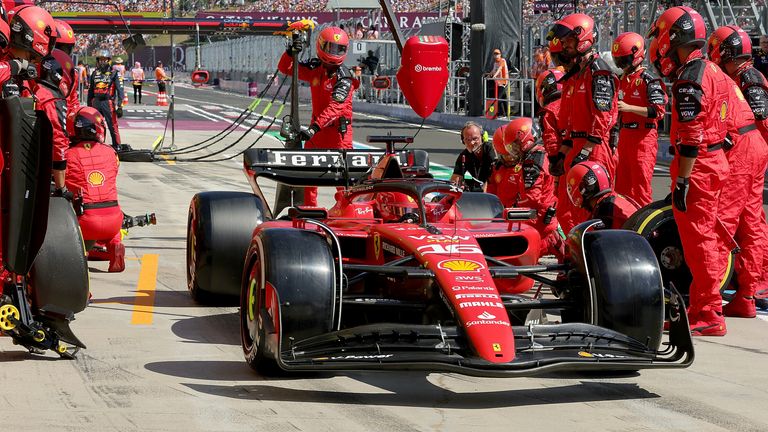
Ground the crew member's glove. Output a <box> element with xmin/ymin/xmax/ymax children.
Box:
<box><xmin>570</xmin><ymin>148</ymin><xmax>591</xmax><ymax>168</ymax></box>
<box><xmin>299</xmin><ymin>123</ymin><xmax>319</xmax><ymax>142</ymax></box>
<box><xmin>52</xmin><ymin>186</ymin><xmax>73</xmax><ymax>201</ymax></box>
<box><xmin>672</xmin><ymin>177</ymin><xmax>689</xmax><ymax>212</ymax></box>
<box><xmin>287</xmin><ymin>37</ymin><xmax>304</xmax><ymax>55</ymax></box>
<box><xmin>9</xmin><ymin>59</ymin><xmax>36</xmax><ymax>79</ymax></box>
<box><xmin>548</xmin><ymin>152</ymin><xmax>566</xmax><ymax>177</ymax></box>
<box><xmin>116</xmin><ymin>107</ymin><xmax>123</xmax><ymax>118</ymax></box>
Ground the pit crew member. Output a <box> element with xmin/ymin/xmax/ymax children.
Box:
<box><xmin>565</xmin><ymin>161</ymin><xmax>639</xmax><ymax>229</ymax></box>
<box><xmin>450</xmin><ymin>121</ymin><xmax>495</xmax><ymax>192</ymax></box>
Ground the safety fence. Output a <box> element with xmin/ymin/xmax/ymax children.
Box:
<box><xmin>482</xmin><ymin>76</ymin><xmax>535</xmax><ymax>119</ymax></box>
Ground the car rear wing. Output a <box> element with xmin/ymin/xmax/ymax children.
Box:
<box><xmin>243</xmin><ymin>148</ymin><xmax>429</xmax><ymax>187</ymax></box>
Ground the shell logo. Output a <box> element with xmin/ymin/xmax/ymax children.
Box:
<box><xmin>720</xmin><ymin>101</ymin><xmax>728</xmax><ymax>120</ymax></box>
<box><xmin>87</xmin><ymin>170</ymin><xmax>105</xmax><ymax>186</ymax></box>
<box><xmin>438</xmin><ymin>259</ymin><xmax>485</xmax><ymax>273</ymax></box>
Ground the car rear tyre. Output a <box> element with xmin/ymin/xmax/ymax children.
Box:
<box><xmin>187</xmin><ymin>191</ymin><xmax>265</xmax><ymax>305</ymax></box>
<box><xmin>623</xmin><ymin>200</ymin><xmax>735</xmax><ymax>298</ymax></box>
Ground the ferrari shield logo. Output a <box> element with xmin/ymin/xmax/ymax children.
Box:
<box><xmin>373</xmin><ymin>232</ymin><xmax>381</xmax><ymax>260</ymax></box>
<box><xmin>635</xmin><ymin>78</ymin><xmax>642</xmax><ymax>87</ymax></box>
<box><xmin>612</xmin><ymin>43</ymin><xmax>618</xmax><ymax>53</ymax></box>
<box><xmin>720</xmin><ymin>101</ymin><xmax>728</xmax><ymax>120</ymax></box>
<box><xmin>514</xmin><ymin>164</ymin><xmax>522</xmax><ymax>173</ymax></box>
<box><xmin>334</xmin><ymin>34</ymin><xmax>341</xmax><ymax>42</ymax></box>
<box><xmin>492</xmin><ymin>343</ymin><xmax>502</xmax><ymax>352</ymax></box>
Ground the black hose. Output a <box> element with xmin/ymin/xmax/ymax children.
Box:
<box><xmin>173</xmin><ymin>77</ymin><xmax>292</xmax><ymax>162</ymax></box>
<box><xmin>158</xmin><ymin>69</ymin><xmax>284</xmax><ymax>155</ymax></box>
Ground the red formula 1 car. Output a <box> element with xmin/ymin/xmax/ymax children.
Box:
<box><xmin>186</xmin><ymin>137</ymin><xmax>694</xmax><ymax>377</ymax></box>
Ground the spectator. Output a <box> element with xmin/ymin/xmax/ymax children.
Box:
<box><xmin>367</xmin><ymin>25</ymin><xmax>380</xmax><ymax>40</ymax></box>
<box><xmin>488</xmin><ymin>48</ymin><xmax>509</xmax><ymax>118</ymax></box>
<box><xmin>354</xmin><ymin>22</ymin><xmax>365</xmax><ymax>39</ymax></box>
<box><xmin>361</xmin><ymin>50</ymin><xmax>379</xmax><ymax>75</ymax></box>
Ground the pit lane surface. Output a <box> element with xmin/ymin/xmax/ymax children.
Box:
<box><xmin>1</xmin><ymin>85</ymin><xmax>767</xmax><ymax>432</ymax></box>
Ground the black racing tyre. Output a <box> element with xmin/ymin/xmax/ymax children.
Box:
<box><xmin>187</xmin><ymin>191</ymin><xmax>265</xmax><ymax>305</ymax></box>
<box><xmin>29</xmin><ymin>197</ymin><xmax>89</xmax><ymax>314</ymax></box>
<box><xmin>623</xmin><ymin>200</ymin><xmax>735</xmax><ymax>298</ymax></box>
<box><xmin>586</xmin><ymin>230</ymin><xmax>664</xmax><ymax>351</ymax></box>
<box><xmin>456</xmin><ymin>192</ymin><xmax>504</xmax><ymax>220</ymax></box>
<box><xmin>241</xmin><ymin>228</ymin><xmax>336</xmax><ymax>374</ymax></box>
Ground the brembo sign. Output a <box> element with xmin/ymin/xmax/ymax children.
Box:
<box><xmin>414</xmin><ymin>64</ymin><xmax>442</xmax><ymax>73</ymax></box>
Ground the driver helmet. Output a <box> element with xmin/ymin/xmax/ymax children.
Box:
<box><xmin>67</xmin><ymin>106</ymin><xmax>107</xmax><ymax>144</ymax></box>
<box><xmin>375</xmin><ymin>192</ymin><xmax>418</xmax><ymax>223</ymax></box>
<box><xmin>316</xmin><ymin>26</ymin><xmax>349</xmax><ymax>66</ymax></box>
<box><xmin>565</xmin><ymin>161</ymin><xmax>612</xmax><ymax>208</ymax></box>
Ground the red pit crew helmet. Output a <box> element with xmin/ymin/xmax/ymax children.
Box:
<box><xmin>565</xmin><ymin>161</ymin><xmax>612</xmax><ymax>208</ymax></box>
<box><xmin>646</xmin><ymin>6</ymin><xmax>706</xmax><ymax>76</ymax></box>
<box><xmin>9</xmin><ymin>5</ymin><xmax>55</xmax><ymax>57</ymax></box>
<box><xmin>535</xmin><ymin>68</ymin><xmax>564</xmax><ymax>106</ymax></box>
<box><xmin>548</xmin><ymin>13</ymin><xmax>596</xmax><ymax>55</ymax></box>
<box><xmin>40</xmin><ymin>48</ymin><xmax>75</xmax><ymax>97</ymax></box>
<box><xmin>707</xmin><ymin>25</ymin><xmax>752</xmax><ymax>67</ymax></box>
<box><xmin>316</xmin><ymin>26</ymin><xmax>349</xmax><ymax>66</ymax></box>
<box><xmin>501</xmin><ymin>117</ymin><xmax>537</xmax><ymax>155</ymax></box>
<box><xmin>54</xmin><ymin>19</ymin><xmax>75</xmax><ymax>55</ymax></box>
<box><xmin>68</xmin><ymin>106</ymin><xmax>107</xmax><ymax>144</ymax></box>
<box><xmin>612</xmin><ymin>32</ymin><xmax>645</xmax><ymax>70</ymax></box>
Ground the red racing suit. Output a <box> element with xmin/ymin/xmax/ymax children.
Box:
<box><xmin>556</xmin><ymin>53</ymin><xmax>619</xmax><ymax>234</ymax></box>
<box><xmin>732</xmin><ymin>64</ymin><xmax>768</xmax><ymax>295</ymax></box>
<box><xmin>67</xmin><ymin>71</ymin><xmax>81</xmax><ymax>113</ymax></box>
<box><xmin>717</xmin><ymin>77</ymin><xmax>768</xmax><ymax>298</ymax></box>
<box><xmin>539</xmin><ymin>97</ymin><xmax>562</xmax><ymax>158</ymax></box>
<box><xmin>30</xmin><ymin>81</ymin><xmax>69</xmax><ymax>172</ymax></box>
<box><xmin>591</xmin><ymin>192</ymin><xmax>639</xmax><ymax>229</ymax></box>
<box><xmin>668</xmin><ymin>52</ymin><xmax>731</xmax><ymax>317</ymax></box>
<box><xmin>615</xmin><ymin>67</ymin><xmax>667</xmax><ymax>206</ymax></box>
<box><xmin>88</xmin><ymin>68</ymin><xmax>123</xmax><ymax>148</ymax></box>
<box><xmin>278</xmin><ymin>52</ymin><xmax>359</xmax><ymax>206</ymax></box>
<box><xmin>486</xmin><ymin>144</ymin><xmax>564</xmax><ymax>260</ymax></box>
<box><xmin>65</xmin><ymin>141</ymin><xmax>123</xmax><ymax>242</ymax></box>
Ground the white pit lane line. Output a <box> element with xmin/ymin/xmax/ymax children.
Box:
<box><xmin>184</xmin><ymin>104</ymin><xmax>220</xmax><ymax>122</ymax></box>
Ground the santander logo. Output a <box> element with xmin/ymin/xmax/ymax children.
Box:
<box><xmin>414</xmin><ymin>64</ymin><xmax>442</xmax><ymax>72</ymax></box>
<box><xmin>477</xmin><ymin>311</ymin><xmax>496</xmax><ymax>320</ymax></box>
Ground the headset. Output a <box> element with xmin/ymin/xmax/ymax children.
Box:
<box><xmin>460</xmin><ymin>121</ymin><xmax>487</xmax><ymax>145</ymax></box>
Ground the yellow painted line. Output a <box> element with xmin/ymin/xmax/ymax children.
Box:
<box><xmin>158</xmin><ymin>154</ymin><xmax>176</xmax><ymax>165</ymax></box>
<box><xmin>131</xmin><ymin>254</ymin><xmax>159</xmax><ymax>325</ymax></box>
<box><xmin>151</xmin><ymin>134</ymin><xmax>164</xmax><ymax>150</ymax></box>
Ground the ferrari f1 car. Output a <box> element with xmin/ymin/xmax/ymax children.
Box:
<box><xmin>186</xmin><ymin>137</ymin><xmax>694</xmax><ymax>377</ymax></box>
